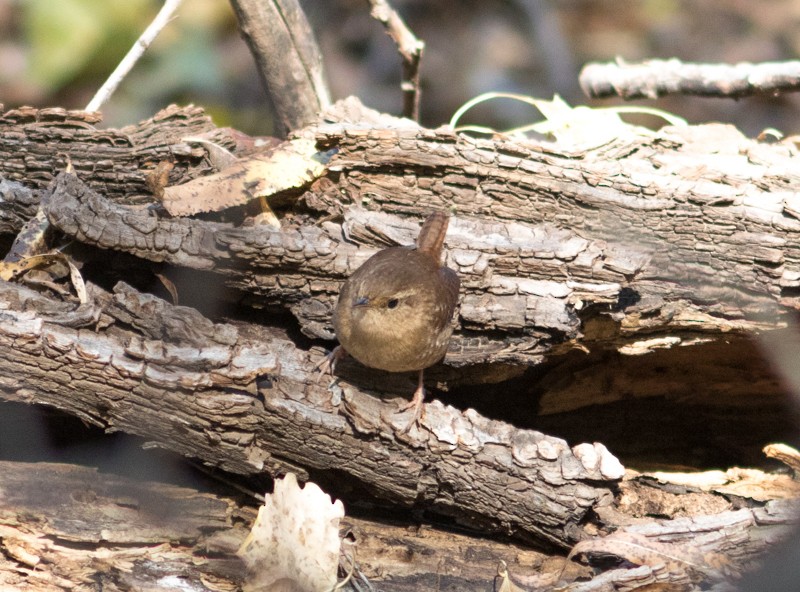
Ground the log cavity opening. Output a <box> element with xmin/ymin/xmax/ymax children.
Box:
<box><xmin>438</xmin><ymin>336</ymin><xmax>800</xmax><ymax>473</ymax></box>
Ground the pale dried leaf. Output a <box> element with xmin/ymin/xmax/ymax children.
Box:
<box><xmin>182</xmin><ymin>137</ymin><xmax>239</xmax><ymax>171</ymax></box>
<box><xmin>251</xmin><ymin>208</ymin><xmax>282</xmax><ymax>229</ymax></box>
<box><xmin>65</xmin><ymin>257</ymin><xmax>88</xmax><ymax>304</ymax></box>
<box><xmin>0</xmin><ymin>252</ymin><xmax>87</xmax><ymax>303</ymax></box>
<box><xmin>238</xmin><ymin>473</ymin><xmax>345</xmax><ymax>592</ymax></box>
<box><xmin>162</xmin><ymin>138</ymin><xmax>328</xmax><ymax>216</ymax></box>
<box><xmin>0</xmin><ymin>253</ymin><xmax>65</xmax><ymax>281</ymax></box>
<box><xmin>450</xmin><ymin>92</ymin><xmax>685</xmax><ymax>148</ymax></box>
<box><xmin>496</xmin><ymin>560</ymin><xmax>528</xmax><ymax>592</ymax></box>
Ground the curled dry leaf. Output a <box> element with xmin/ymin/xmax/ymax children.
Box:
<box><xmin>496</xmin><ymin>560</ymin><xmax>528</xmax><ymax>592</ymax></box>
<box><xmin>161</xmin><ymin>138</ymin><xmax>330</xmax><ymax>220</ymax></box>
<box><xmin>0</xmin><ymin>252</ymin><xmax>87</xmax><ymax>303</ymax></box>
<box><xmin>181</xmin><ymin>136</ymin><xmax>239</xmax><ymax>171</ymax></box>
<box><xmin>154</xmin><ymin>272</ymin><xmax>179</xmax><ymax>305</ymax></box>
<box><xmin>65</xmin><ymin>256</ymin><xmax>88</xmax><ymax>304</ymax></box>
<box><xmin>144</xmin><ymin>160</ymin><xmax>175</xmax><ymax>201</ymax></box>
<box><xmin>238</xmin><ymin>473</ymin><xmax>345</xmax><ymax>592</ymax></box>
<box><xmin>568</xmin><ymin>531</ymin><xmax>729</xmax><ymax>583</ymax></box>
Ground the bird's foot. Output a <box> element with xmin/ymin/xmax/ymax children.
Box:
<box><xmin>396</xmin><ymin>371</ymin><xmax>426</xmax><ymax>433</ymax></box>
<box><xmin>315</xmin><ymin>345</ymin><xmax>346</xmax><ymax>383</ymax></box>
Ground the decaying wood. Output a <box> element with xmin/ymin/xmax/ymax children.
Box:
<box><xmin>1</xmin><ymin>100</ymin><xmax>800</xmax><ymax>589</ymax></box>
<box><xmin>0</xmin><ymin>104</ymin><xmax>232</xmax><ymax>202</ymax></box>
<box><xmin>5</xmin><ymin>100</ymin><xmax>800</xmax><ymax>348</ymax></box>
<box><xmin>0</xmin><ymin>277</ymin><xmax>622</xmax><ymax>549</ymax></box>
<box><xmin>0</xmin><ymin>458</ymin><xmax>568</xmax><ymax>592</ymax></box>
<box><xmin>0</xmin><ymin>458</ymin><xmax>796</xmax><ymax>591</ymax></box>
<box><xmin>0</xmin><ymin>460</ymin><xmax>247</xmax><ymax>591</ymax></box>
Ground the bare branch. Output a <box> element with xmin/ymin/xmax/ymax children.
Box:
<box><xmin>367</xmin><ymin>0</ymin><xmax>424</xmax><ymax>121</ymax></box>
<box><xmin>229</xmin><ymin>0</ymin><xmax>330</xmax><ymax>134</ymax></box>
<box><xmin>580</xmin><ymin>58</ymin><xmax>800</xmax><ymax>100</ymax></box>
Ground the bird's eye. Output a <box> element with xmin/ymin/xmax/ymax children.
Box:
<box><xmin>387</xmin><ymin>298</ymin><xmax>399</xmax><ymax>309</ymax></box>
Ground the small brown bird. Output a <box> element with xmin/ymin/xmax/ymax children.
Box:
<box><xmin>323</xmin><ymin>211</ymin><xmax>460</xmax><ymax>430</ymax></box>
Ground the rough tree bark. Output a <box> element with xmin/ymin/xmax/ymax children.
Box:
<box><xmin>0</xmin><ymin>100</ymin><xmax>799</xmax><ymax>590</ymax></box>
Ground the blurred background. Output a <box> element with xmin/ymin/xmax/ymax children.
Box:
<box><xmin>1</xmin><ymin>0</ymin><xmax>799</xmax><ymax>137</ymax></box>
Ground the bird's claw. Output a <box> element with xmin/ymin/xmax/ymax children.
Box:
<box><xmin>396</xmin><ymin>373</ymin><xmax>426</xmax><ymax>434</ymax></box>
<box><xmin>315</xmin><ymin>345</ymin><xmax>346</xmax><ymax>384</ymax></box>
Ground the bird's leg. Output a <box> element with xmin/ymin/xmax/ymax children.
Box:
<box><xmin>315</xmin><ymin>345</ymin><xmax>347</xmax><ymax>383</ymax></box>
<box><xmin>397</xmin><ymin>368</ymin><xmax>426</xmax><ymax>433</ymax></box>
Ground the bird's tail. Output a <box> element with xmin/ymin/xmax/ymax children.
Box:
<box><xmin>416</xmin><ymin>211</ymin><xmax>450</xmax><ymax>262</ymax></box>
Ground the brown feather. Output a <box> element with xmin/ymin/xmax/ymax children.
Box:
<box><xmin>416</xmin><ymin>211</ymin><xmax>450</xmax><ymax>263</ymax></box>
<box><xmin>332</xmin><ymin>210</ymin><xmax>460</xmax><ymax>374</ymax></box>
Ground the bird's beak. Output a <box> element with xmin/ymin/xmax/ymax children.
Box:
<box><xmin>354</xmin><ymin>296</ymin><xmax>369</xmax><ymax>307</ymax></box>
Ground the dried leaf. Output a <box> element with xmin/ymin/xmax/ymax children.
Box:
<box><xmin>144</xmin><ymin>160</ymin><xmax>174</xmax><ymax>200</ymax></box>
<box><xmin>4</xmin><ymin>208</ymin><xmax>51</xmax><ymax>263</ymax></box>
<box><xmin>569</xmin><ymin>531</ymin><xmax>728</xmax><ymax>582</ymax></box>
<box><xmin>154</xmin><ymin>272</ymin><xmax>179</xmax><ymax>305</ymax></box>
<box><xmin>238</xmin><ymin>473</ymin><xmax>345</xmax><ymax>592</ymax></box>
<box><xmin>182</xmin><ymin>136</ymin><xmax>238</xmax><ymax>171</ymax></box>
<box><xmin>65</xmin><ymin>256</ymin><xmax>88</xmax><ymax>304</ymax></box>
<box><xmin>162</xmin><ymin>138</ymin><xmax>329</xmax><ymax>217</ymax></box>
<box><xmin>0</xmin><ymin>253</ymin><xmax>63</xmax><ymax>281</ymax></box>
<box><xmin>0</xmin><ymin>252</ymin><xmax>87</xmax><ymax>303</ymax></box>
<box><xmin>450</xmin><ymin>92</ymin><xmax>686</xmax><ymax>148</ymax></box>
<box><xmin>496</xmin><ymin>560</ymin><xmax>528</xmax><ymax>592</ymax></box>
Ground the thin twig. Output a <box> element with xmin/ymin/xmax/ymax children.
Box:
<box><xmin>367</xmin><ymin>0</ymin><xmax>424</xmax><ymax>121</ymax></box>
<box><xmin>85</xmin><ymin>0</ymin><xmax>184</xmax><ymax>113</ymax></box>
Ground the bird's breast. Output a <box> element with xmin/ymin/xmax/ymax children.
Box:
<box><xmin>337</xmin><ymin>296</ymin><xmax>453</xmax><ymax>373</ymax></box>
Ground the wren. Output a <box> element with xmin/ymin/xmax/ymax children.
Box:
<box><xmin>323</xmin><ymin>211</ymin><xmax>460</xmax><ymax>431</ymax></box>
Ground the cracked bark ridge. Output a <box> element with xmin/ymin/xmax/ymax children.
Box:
<box><xmin>22</xmin><ymin>98</ymin><xmax>800</xmax><ymax>360</ymax></box>
<box><xmin>0</xmin><ymin>178</ymin><xmax>40</xmax><ymax>236</ymax></box>
<box><xmin>43</xmin><ymin>172</ymin><xmax>596</xmax><ymax>365</ymax></box>
<box><xmin>0</xmin><ymin>278</ymin><xmax>622</xmax><ymax>549</ymax></box>
<box><xmin>314</xmin><ymin>113</ymin><xmax>800</xmax><ymax>321</ymax></box>
<box><xmin>0</xmin><ymin>104</ymin><xmax>234</xmax><ymax>200</ymax></box>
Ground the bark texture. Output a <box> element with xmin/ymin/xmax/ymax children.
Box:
<box><xmin>1</xmin><ymin>100</ymin><xmax>799</xmax><ymax>590</ymax></box>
